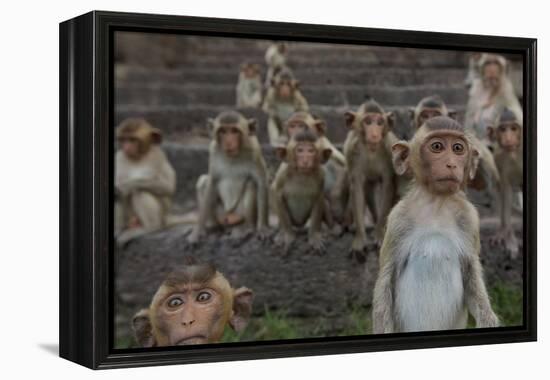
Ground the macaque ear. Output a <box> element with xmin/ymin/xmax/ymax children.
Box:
<box><xmin>392</xmin><ymin>141</ymin><xmax>411</xmax><ymax>176</ymax></box>
<box><xmin>292</xmin><ymin>80</ymin><xmax>300</xmax><ymax>89</ymax></box>
<box><xmin>385</xmin><ymin>111</ymin><xmax>395</xmax><ymax>129</ymax></box>
<box><xmin>150</xmin><ymin>128</ymin><xmax>163</xmax><ymax>144</ymax></box>
<box><xmin>344</xmin><ymin>111</ymin><xmax>357</xmax><ymax>129</ymax></box>
<box><xmin>275</xmin><ymin>147</ymin><xmax>288</xmax><ymax>162</ymax></box>
<box><xmin>229</xmin><ymin>287</ymin><xmax>254</xmax><ymax>333</ymax></box>
<box><xmin>132</xmin><ymin>309</ymin><xmax>155</xmax><ymax>348</ymax></box>
<box><xmin>469</xmin><ymin>148</ymin><xmax>480</xmax><ymax>181</ymax></box>
<box><xmin>321</xmin><ymin>148</ymin><xmax>332</xmax><ymax>164</ymax></box>
<box><xmin>487</xmin><ymin>126</ymin><xmax>497</xmax><ymax>142</ymax></box>
<box><xmin>313</xmin><ymin>120</ymin><xmax>327</xmax><ymax>136</ymax></box>
<box><xmin>247</xmin><ymin>119</ymin><xmax>258</xmax><ymax>135</ymax></box>
<box><xmin>448</xmin><ymin>109</ymin><xmax>458</xmax><ymax>120</ymax></box>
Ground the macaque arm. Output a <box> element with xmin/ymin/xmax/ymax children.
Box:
<box><xmin>308</xmin><ymin>189</ymin><xmax>324</xmax><ymax>237</ymax></box>
<box><xmin>195</xmin><ymin>173</ymin><xmax>218</xmax><ymax>234</ymax></box>
<box><xmin>262</xmin><ymin>89</ymin><xmax>275</xmax><ymax>115</ymax></box>
<box><xmin>500</xmin><ymin>178</ymin><xmax>513</xmax><ymax>230</ymax></box>
<box><xmin>272</xmin><ymin>168</ymin><xmax>293</xmax><ymax>234</ymax></box>
<box><xmin>372</xmin><ymin>234</ymin><xmax>396</xmax><ymax>333</ymax></box>
<box><xmin>118</xmin><ymin>151</ymin><xmax>176</xmax><ymax>197</ymax></box>
<box><xmin>294</xmin><ymin>91</ymin><xmax>309</xmax><ymax>112</ymax></box>
<box><xmin>251</xmin><ymin>160</ymin><xmax>269</xmax><ymax>229</ymax></box>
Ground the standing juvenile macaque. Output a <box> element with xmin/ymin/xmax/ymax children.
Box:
<box><xmin>262</xmin><ymin>69</ymin><xmax>309</xmax><ymax>146</ymax></box>
<box><xmin>236</xmin><ymin>63</ymin><xmax>263</xmax><ymax>108</ymax></box>
<box><xmin>279</xmin><ymin>112</ymin><xmax>348</xmax><ymax>225</ymax></box>
<box><xmin>132</xmin><ymin>258</ymin><xmax>253</xmax><ymax>347</ymax></box>
<box><xmin>372</xmin><ymin>116</ymin><xmax>499</xmax><ymax>333</ymax></box>
<box><xmin>465</xmin><ymin>54</ymin><xmax>522</xmax><ymax>141</ymax></box>
<box><xmin>410</xmin><ymin>95</ymin><xmax>499</xmax><ymax>194</ymax></box>
<box><xmin>272</xmin><ymin>130</ymin><xmax>332</xmax><ymax>254</ymax></box>
<box><xmin>189</xmin><ymin>111</ymin><xmax>269</xmax><ymax>242</ymax></box>
<box><xmin>344</xmin><ymin>99</ymin><xmax>398</xmax><ymax>257</ymax></box>
<box><xmin>115</xmin><ymin>118</ymin><xmax>176</xmax><ymax>246</ymax></box>
<box><xmin>264</xmin><ymin>42</ymin><xmax>288</xmax><ymax>88</ymax></box>
<box><xmin>488</xmin><ymin>108</ymin><xmax>523</xmax><ymax>258</ymax></box>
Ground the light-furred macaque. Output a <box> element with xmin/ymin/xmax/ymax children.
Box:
<box><xmin>264</xmin><ymin>42</ymin><xmax>288</xmax><ymax>88</ymax></box>
<box><xmin>410</xmin><ymin>95</ymin><xmax>500</xmax><ymax>193</ymax></box>
<box><xmin>465</xmin><ymin>54</ymin><xmax>522</xmax><ymax>141</ymax></box>
<box><xmin>488</xmin><ymin>108</ymin><xmax>523</xmax><ymax>258</ymax></box>
<box><xmin>344</xmin><ymin>99</ymin><xmax>398</xmax><ymax>257</ymax></box>
<box><xmin>464</xmin><ymin>52</ymin><xmax>483</xmax><ymax>90</ymax></box>
<box><xmin>272</xmin><ymin>130</ymin><xmax>332</xmax><ymax>254</ymax></box>
<box><xmin>236</xmin><ymin>63</ymin><xmax>263</xmax><ymax>108</ymax></box>
<box><xmin>372</xmin><ymin>116</ymin><xmax>499</xmax><ymax>333</ymax></box>
<box><xmin>132</xmin><ymin>258</ymin><xmax>253</xmax><ymax>347</ymax></box>
<box><xmin>189</xmin><ymin>111</ymin><xmax>269</xmax><ymax>243</ymax></box>
<box><xmin>262</xmin><ymin>69</ymin><xmax>309</xmax><ymax>146</ymax></box>
<box><xmin>115</xmin><ymin>118</ymin><xmax>176</xmax><ymax>246</ymax></box>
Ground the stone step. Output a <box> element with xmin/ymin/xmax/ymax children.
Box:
<box><xmin>115</xmin><ymin>82</ymin><xmax>468</xmax><ymax>108</ymax></box>
<box><xmin>115</xmin><ymin>104</ymin><xmax>466</xmax><ymax>144</ymax></box>
<box><xmin>117</xmin><ymin>66</ymin><xmax>469</xmax><ymax>86</ymax></box>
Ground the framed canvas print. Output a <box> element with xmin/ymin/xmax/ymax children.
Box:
<box><xmin>59</xmin><ymin>10</ymin><xmax>537</xmax><ymax>369</ymax></box>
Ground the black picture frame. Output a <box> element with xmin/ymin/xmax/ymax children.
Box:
<box><xmin>59</xmin><ymin>10</ymin><xmax>537</xmax><ymax>370</ymax></box>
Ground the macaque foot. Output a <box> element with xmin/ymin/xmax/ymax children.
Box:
<box><xmin>348</xmin><ymin>236</ymin><xmax>368</xmax><ymax>263</ymax></box>
<box><xmin>227</xmin><ymin>226</ymin><xmax>253</xmax><ymax>241</ymax></box>
<box><xmin>274</xmin><ymin>231</ymin><xmax>296</xmax><ymax>256</ymax></box>
<box><xmin>256</xmin><ymin>227</ymin><xmax>271</xmax><ymax>242</ymax></box>
<box><xmin>308</xmin><ymin>233</ymin><xmax>326</xmax><ymax>255</ymax></box>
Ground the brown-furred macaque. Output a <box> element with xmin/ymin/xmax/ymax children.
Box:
<box><xmin>115</xmin><ymin>118</ymin><xmax>176</xmax><ymax>247</ymax></box>
<box><xmin>372</xmin><ymin>116</ymin><xmax>499</xmax><ymax>333</ymax></box>
<box><xmin>189</xmin><ymin>111</ymin><xmax>269</xmax><ymax>243</ymax></box>
<box><xmin>272</xmin><ymin>130</ymin><xmax>332</xmax><ymax>254</ymax></box>
<box><xmin>236</xmin><ymin>63</ymin><xmax>263</xmax><ymax>108</ymax></box>
<box><xmin>344</xmin><ymin>99</ymin><xmax>398</xmax><ymax>257</ymax></box>
<box><xmin>280</xmin><ymin>112</ymin><xmax>348</xmax><ymax>225</ymax></box>
<box><xmin>409</xmin><ymin>95</ymin><xmax>500</xmax><ymax>194</ymax></box>
<box><xmin>262</xmin><ymin>69</ymin><xmax>309</xmax><ymax>146</ymax></box>
<box><xmin>487</xmin><ymin>108</ymin><xmax>523</xmax><ymax>258</ymax></box>
<box><xmin>132</xmin><ymin>258</ymin><xmax>253</xmax><ymax>347</ymax></box>
<box><xmin>465</xmin><ymin>54</ymin><xmax>522</xmax><ymax>141</ymax></box>
<box><xmin>264</xmin><ymin>42</ymin><xmax>288</xmax><ymax>88</ymax></box>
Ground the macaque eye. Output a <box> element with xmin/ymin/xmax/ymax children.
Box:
<box><xmin>430</xmin><ymin>141</ymin><xmax>444</xmax><ymax>152</ymax></box>
<box><xmin>511</xmin><ymin>125</ymin><xmax>519</xmax><ymax>132</ymax></box>
<box><xmin>196</xmin><ymin>291</ymin><xmax>212</xmax><ymax>302</ymax></box>
<box><xmin>452</xmin><ymin>143</ymin><xmax>465</xmax><ymax>154</ymax></box>
<box><xmin>230</xmin><ymin>127</ymin><xmax>240</xmax><ymax>134</ymax></box>
<box><xmin>364</xmin><ymin>117</ymin><xmax>372</xmax><ymax>125</ymax></box>
<box><xmin>167</xmin><ymin>297</ymin><xmax>184</xmax><ymax>308</ymax></box>
<box><xmin>433</xmin><ymin>111</ymin><xmax>441</xmax><ymax>116</ymax></box>
<box><xmin>376</xmin><ymin>118</ymin><xmax>384</xmax><ymax>126</ymax></box>
<box><xmin>498</xmin><ymin>126</ymin><xmax>506</xmax><ymax>132</ymax></box>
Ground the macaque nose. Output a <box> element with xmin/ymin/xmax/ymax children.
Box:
<box><xmin>181</xmin><ymin>319</ymin><xmax>195</xmax><ymax>326</ymax></box>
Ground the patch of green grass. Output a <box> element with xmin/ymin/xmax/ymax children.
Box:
<box><xmin>489</xmin><ymin>283</ymin><xmax>523</xmax><ymax>326</ymax></box>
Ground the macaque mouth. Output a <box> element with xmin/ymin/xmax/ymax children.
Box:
<box><xmin>175</xmin><ymin>335</ymin><xmax>208</xmax><ymax>345</ymax></box>
<box><xmin>436</xmin><ymin>176</ymin><xmax>460</xmax><ymax>183</ymax></box>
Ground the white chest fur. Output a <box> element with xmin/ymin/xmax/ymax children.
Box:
<box><xmin>394</xmin><ymin>221</ymin><xmax>469</xmax><ymax>332</ymax></box>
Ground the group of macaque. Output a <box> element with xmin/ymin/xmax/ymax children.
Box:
<box><xmin>116</xmin><ymin>48</ymin><xmax>524</xmax><ymax>346</ymax></box>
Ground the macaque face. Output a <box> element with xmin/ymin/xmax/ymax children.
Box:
<box><xmin>418</xmin><ymin>108</ymin><xmax>443</xmax><ymax>128</ymax></box>
<box><xmin>294</xmin><ymin>142</ymin><xmax>318</xmax><ymax>174</ymax></box>
<box><xmin>218</xmin><ymin>125</ymin><xmax>241</xmax><ymax>157</ymax></box>
<box><xmin>497</xmin><ymin>123</ymin><xmax>521</xmax><ymax>152</ymax></box>
<box><xmin>277</xmin><ymin>81</ymin><xmax>293</xmax><ymax>99</ymax></box>
<box><xmin>286</xmin><ymin>120</ymin><xmax>307</xmax><ymax>138</ymax></box>
<box><xmin>243</xmin><ymin>66</ymin><xmax>258</xmax><ymax>79</ymax></box>
<box><xmin>482</xmin><ymin>63</ymin><xmax>502</xmax><ymax>92</ymax></box>
<box><xmin>361</xmin><ymin>112</ymin><xmax>386</xmax><ymax>149</ymax></box>
<box><xmin>119</xmin><ymin>136</ymin><xmax>141</xmax><ymax>160</ymax></box>
<box><xmin>155</xmin><ymin>285</ymin><xmax>225</xmax><ymax>345</ymax></box>
<box><xmin>421</xmin><ymin>133</ymin><xmax>469</xmax><ymax>195</ymax></box>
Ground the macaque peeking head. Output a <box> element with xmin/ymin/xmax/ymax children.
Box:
<box><xmin>488</xmin><ymin>108</ymin><xmax>523</xmax><ymax>152</ymax></box>
<box><xmin>480</xmin><ymin>54</ymin><xmax>507</xmax><ymax>93</ymax></box>
<box><xmin>345</xmin><ymin>99</ymin><xmax>394</xmax><ymax>151</ymax></box>
<box><xmin>276</xmin><ymin>130</ymin><xmax>331</xmax><ymax>174</ymax></box>
<box><xmin>272</xmin><ymin>69</ymin><xmax>298</xmax><ymax>99</ymax></box>
<box><xmin>240</xmin><ymin>63</ymin><xmax>261</xmax><ymax>79</ymax></box>
<box><xmin>411</xmin><ymin>95</ymin><xmax>457</xmax><ymax>130</ymax></box>
<box><xmin>284</xmin><ymin>112</ymin><xmax>326</xmax><ymax>139</ymax></box>
<box><xmin>207</xmin><ymin>111</ymin><xmax>257</xmax><ymax>157</ymax></box>
<box><xmin>116</xmin><ymin>118</ymin><xmax>162</xmax><ymax>161</ymax></box>
<box><xmin>392</xmin><ymin>116</ymin><xmax>479</xmax><ymax>196</ymax></box>
<box><xmin>132</xmin><ymin>259</ymin><xmax>254</xmax><ymax>347</ymax></box>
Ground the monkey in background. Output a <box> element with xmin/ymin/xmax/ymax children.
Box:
<box><xmin>272</xmin><ymin>130</ymin><xmax>332</xmax><ymax>254</ymax></box>
<box><xmin>115</xmin><ymin>118</ymin><xmax>176</xmax><ymax>247</ymax></box>
<box><xmin>236</xmin><ymin>63</ymin><xmax>263</xmax><ymax>108</ymax></box>
<box><xmin>262</xmin><ymin>69</ymin><xmax>309</xmax><ymax>146</ymax></box>
<box><xmin>264</xmin><ymin>42</ymin><xmax>289</xmax><ymax>88</ymax></box>
<box><xmin>465</xmin><ymin>54</ymin><xmax>522</xmax><ymax>141</ymax></box>
<box><xmin>132</xmin><ymin>257</ymin><xmax>253</xmax><ymax>347</ymax></box>
<box><xmin>344</xmin><ymin>99</ymin><xmax>399</xmax><ymax>257</ymax></box>
<box><xmin>373</xmin><ymin>116</ymin><xmax>499</xmax><ymax>333</ymax></box>
<box><xmin>189</xmin><ymin>111</ymin><xmax>269</xmax><ymax>243</ymax></box>
<box><xmin>488</xmin><ymin>108</ymin><xmax>523</xmax><ymax>258</ymax></box>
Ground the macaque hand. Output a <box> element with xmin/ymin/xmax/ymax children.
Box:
<box><xmin>308</xmin><ymin>233</ymin><xmax>326</xmax><ymax>255</ymax></box>
<box><xmin>274</xmin><ymin>231</ymin><xmax>296</xmax><ymax>256</ymax></box>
